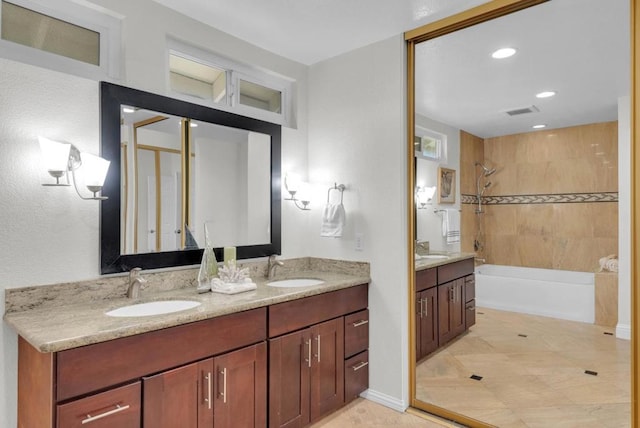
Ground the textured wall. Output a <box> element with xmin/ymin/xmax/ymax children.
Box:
<box><xmin>481</xmin><ymin>122</ymin><xmax>618</xmax><ymax>272</ymax></box>
<box><xmin>459</xmin><ymin>131</ymin><xmax>484</xmax><ymax>256</ymax></box>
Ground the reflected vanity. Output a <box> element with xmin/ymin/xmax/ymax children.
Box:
<box><xmin>100</xmin><ymin>82</ymin><xmax>281</xmax><ymax>274</ymax></box>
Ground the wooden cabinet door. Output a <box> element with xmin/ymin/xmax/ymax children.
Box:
<box><xmin>214</xmin><ymin>342</ymin><xmax>267</xmax><ymax>428</ymax></box>
<box><xmin>269</xmin><ymin>330</ymin><xmax>312</xmax><ymax>428</ymax></box>
<box><xmin>418</xmin><ymin>287</ymin><xmax>438</xmax><ymax>359</ymax></box>
<box><xmin>451</xmin><ymin>278</ymin><xmax>466</xmax><ymax>337</ymax></box>
<box><xmin>438</xmin><ymin>283</ymin><xmax>453</xmax><ymax>344</ymax></box>
<box><xmin>143</xmin><ymin>362</ymin><xmax>202</xmax><ymax>428</ymax></box>
<box><xmin>310</xmin><ymin>318</ymin><xmax>344</xmax><ymax>423</ymax></box>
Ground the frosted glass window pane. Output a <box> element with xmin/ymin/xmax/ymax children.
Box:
<box><xmin>169</xmin><ymin>54</ymin><xmax>226</xmax><ymax>103</ymax></box>
<box><xmin>239</xmin><ymin>79</ymin><xmax>282</xmax><ymax>113</ymax></box>
<box><xmin>1</xmin><ymin>1</ymin><xmax>100</xmax><ymax>65</ymax></box>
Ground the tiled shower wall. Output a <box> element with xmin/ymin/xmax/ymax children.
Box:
<box><xmin>460</xmin><ymin>131</ymin><xmax>484</xmax><ymax>256</ymax></box>
<box><xmin>460</xmin><ymin>121</ymin><xmax>618</xmax><ymax>272</ymax></box>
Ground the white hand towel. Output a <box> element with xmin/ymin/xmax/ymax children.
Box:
<box><xmin>321</xmin><ymin>203</ymin><xmax>346</xmax><ymax>237</ymax></box>
<box><xmin>442</xmin><ymin>209</ymin><xmax>460</xmax><ymax>244</ymax></box>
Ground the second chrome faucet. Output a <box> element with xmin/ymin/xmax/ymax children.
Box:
<box><xmin>127</xmin><ymin>267</ymin><xmax>147</xmax><ymax>298</ymax></box>
<box><xmin>267</xmin><ymin>255</ymin><xmax>284</xmax><ymax>280</ymax></box>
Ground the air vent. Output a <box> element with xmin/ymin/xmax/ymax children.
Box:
<box><xmin>505</xmin><ymin>105</ymin><xmax>539</xmax><ymax>116</ymax></box>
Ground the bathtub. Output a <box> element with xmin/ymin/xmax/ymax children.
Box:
<box><xmin>475</xmin><ymin>264</ymin><xmax>595</xmax><ymax>323</ymax></box>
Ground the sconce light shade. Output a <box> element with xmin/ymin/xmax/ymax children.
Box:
<box><xmin>416</xmin><ymin>186</ymin><xmax>436</xmax><ymax>208</ymax></box>
<box><xmin>81</xmin><ymin>152</ymin><xmax>110</xmax><ymax>190</ymax></box>
<box><xmin>284</xmin><ymin>172</ymin><xmax>310</xmax><ymax>210</ymax></box>
<box><xmin>39</xmin><ymin>136</ymin><xmax>71</xmax><ymax>184</ymax></box>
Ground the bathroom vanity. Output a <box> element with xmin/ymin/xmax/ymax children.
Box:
<box><xmin>5</xmin><ymin>260</ymin><xmax>369</xmax><ymax>428</ymax></box>
<box><xmin>415</xmin><ymin>255</ymin><xmax>475</xmax><ymax>361</ymax></box>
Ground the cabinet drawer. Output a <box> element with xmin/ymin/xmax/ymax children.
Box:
<box><xmin>57</xmin><ymin>308</ymin><xmax>266</xmax><ymax>401</ymax></box>
<box><xmin>438</xmin><ymin>258</ymin><xmax>474</xmax><ymax>284</ymax></box>
<box><xmin>344</xmin><ymin>310</ymin><xmax>369</xmax><ymax>358</ymax></box>
<box><xmin>465</xmin><ymin>275</ymin><xmax>475</xmax><ymax>302</ymax></box>
<box><xmin>465</xmin><ymin>300</ymin><xmax>476</xmax><ymax>329</ymax></box>
<box><xmin>344</xmin><ymin>351</ymin><xmax>368</xmax><ymax>403</ymax></box>
<box><xmin>416</xmin><ymin>268</ymin><xmax>437</xmax><ymax>291</ymax></box>
<box><xmin>269</xmin><ymin>284</ymin><xmax>368</xmax><ymax>337</ymax></box>
<box><xmin>57</xmin><ymin>382</ymin><xmax>141</xmax><ymax>428</ymax></box>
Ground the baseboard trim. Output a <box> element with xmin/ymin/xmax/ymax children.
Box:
<box><xmin>359</xmin><ymin>389</ymin><xmax>407</xmax><ymax>412</ymax></box>
<box><xmin>616</xmin><ymin>323</ymin><xmax>631</xmax><ymax>340</ymax></box>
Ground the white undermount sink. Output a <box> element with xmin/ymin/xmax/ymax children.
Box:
<box><xmin>267</xmin><ymin>278</ymin><xmax>325</xmax><ymax>288</ymax></box>
<box><xmin>105</xmin><ymin>300</ymin><xmax>201</xmax><ymax>317</ymax></box>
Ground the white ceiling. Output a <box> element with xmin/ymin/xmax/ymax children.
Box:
<box><xmin>415</xmin><ymin>0</ymin><xmax>630</xmax><ymax>138</ymax></box>
<box><xmin>150</xmin><ymin>0</ymin><xmax>629</xmax><ymax>138</ymax></box>
<box><xmin>151</xmin><ymin>0</ymin><xmax>488</xmax><ymax>65</ymax></box>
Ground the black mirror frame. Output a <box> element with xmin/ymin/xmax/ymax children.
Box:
<box><xmin>100</xmin><ymin>82</ymin><xmax>281</xmax><ymax>274</ymax></box>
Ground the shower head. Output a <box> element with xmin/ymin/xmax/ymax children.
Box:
<box><xmin>475</xmin><ymin>162</ymin><xmax>496</xmax><ymax>177</ymax></box>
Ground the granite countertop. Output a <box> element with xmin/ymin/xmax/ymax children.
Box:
<box><xmin>415</xmin><ymin>252</ymin><xmax>476</xmax><ymax>271</ymax></box>
<box><xmin>4</xmin><ymin>263</ymin><xmax>369</xmax><ymax>354</ymax></box>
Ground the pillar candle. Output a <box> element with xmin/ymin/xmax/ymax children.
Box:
<box><xmin>223</xmin><ymin>246</ymin><xmax>236</xmax><ymax>263</ymax></box>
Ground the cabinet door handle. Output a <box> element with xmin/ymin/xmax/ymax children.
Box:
<box><xmin>351</xmin><ymin>361</ymin><xmax>369</xmax><ymax>371</ymax></box>
<box><xmin>82</xmin><ymin>404</ymin><xmax>130</xmax><ymax>424</ymax></box>
<box><xmin>316</xmin><ymin>335</ymin><xmax>321</xmax><ymax>363</ymax></box>
<box><xmin>423</xmin><ymin>298</ymin><xmax>428</xmax><ymax>317</ymax></box>
<box><xmin>418</xmin><ymin>298</ymin><xmax>423</xmax><ymax>318</ymax></box>
<box><xmin>449</xmin><ymin>287</ymin><xmax>454</xmax><ymax>302</ymax></box>
<box><xmin>352</xmin><ymin>319</ymin><xmax>369</xmax><ymax>327</ymax></box>
<box><xmin>219</xmin><ymin>368</ymin><xmax>227</xmax><ymax>404</ymax></box>
<box><xmin>306</xmin><ymin>338</ymin><xmax>312</xmax><ymax>368</ymax></box>
<box><xmin>204</xmin><ymin>372</ymin><xmax>212</xmax><ymax>410</ymax></box>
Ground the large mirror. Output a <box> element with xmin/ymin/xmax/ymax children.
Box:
<box><xmin>408</xmin><ymin>0</ymin><xmax>630</xmax><ymax>426</ymax></box>
<box><xmin>100</xmin><ymin>82</ymin><xmax>281</xmax><ymax>274</ymax></box>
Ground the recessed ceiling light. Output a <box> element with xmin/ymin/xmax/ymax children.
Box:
<box><xmin>491</xmin><ymin>47</ymin><xmax>516</xmax><ymax>59</ymax></box>
<box><xmin>536</xmin><ymin>91</ymin><xmax>556</xmax><ymax>98</ymax></box>
<box><xmin>122</xmin><ymin>106</ymin><xmax>135</xmax><ymax>113</ymax></box>
<box><xmin>532</xmin><ymin>124</ymin><xmax>546</xmax><ymax>129</ymax></box>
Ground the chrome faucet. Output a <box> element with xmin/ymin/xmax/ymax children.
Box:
<box><xmin>127</xmin><ymin>267</ymin><xmax>147</xmax><ymax>299</ymax></box>
<box><xmin>267</xmin><ymin>255</ymin><xmax>284</xmax><ymax>280</ymax></box>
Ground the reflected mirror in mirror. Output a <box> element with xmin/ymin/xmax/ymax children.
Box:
<box><xmin>121</xmin><ymin>109</ymin><xmax>271</xmax><ymax>255</ymax></box>
<box><xmin>410</xmin><ymin>0</ymin><xmax>630</xmax><ymax>426</ymax></box>
<box><xmin>101</xmin><ymin>82</ymin><xmax>281</xmax><ymax>274</ymax></box>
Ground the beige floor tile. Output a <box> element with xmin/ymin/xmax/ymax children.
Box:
<box><xmin>310</xmin><ymin>399</ymin><xmax>450</xmax><ymax>428</ymax></box>
<box><xmin>414</xmin><ymin>307</ymin><xmax>631</xmax><ymax>426</ymax></box>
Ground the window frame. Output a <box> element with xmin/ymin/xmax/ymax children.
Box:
<box><xmin>0</xmin><ymin>0</ymin><xmax>121</xmax><ymax>81</ymax></box>
<box><xmin>167</xmin><ymin>37</ymin><xmax>292</xmax><ymax>127</ymax></box>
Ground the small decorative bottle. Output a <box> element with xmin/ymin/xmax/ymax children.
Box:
<box><xmin>197</xmin><ymin>223</ymin><xmax>218</xmax><ymax>293</ymax></box>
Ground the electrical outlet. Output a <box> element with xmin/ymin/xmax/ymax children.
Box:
<box><xmin>355</xmin><ymin>233</ymin><xmax>364</xmax><ymax>251</ymax></box>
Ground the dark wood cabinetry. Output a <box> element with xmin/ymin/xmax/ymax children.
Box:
<box><xmin>415</xmin><ymin>258</ymin><xmax>475</xmax><ymax>360</ymax></box>
<box><xmin>438</xmin><ymin>278</ymin><xmax>466</xmax><ymax>345</ymax></box>
<box><xmin>269</xmin><ymin>285</ymin><xmax>368</xmax><ymax>428</ymax></box>
<box><xmin>143</xmin><ymin>343</ymin><xmax>266</xmax><ymax>428</ymax></box>
<box><xmin>18</xmin><ymin>285</ymin><xmax>368</xmax><ymax>428</ymax></box>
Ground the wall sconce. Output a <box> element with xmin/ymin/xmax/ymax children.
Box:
<box><xmin>39</xmin><ymin>136</ymin><xmax>110</xmax><ymax>200</ymax></box>
<box><xmin>284</xmin><ymin>172</ymin><xmax>311</xmax><ymax>210</ymax></box>
<box><xmin>415</xmin><ymin>186</ymin><xmax>436</xmax><ymax>209</ymax></box>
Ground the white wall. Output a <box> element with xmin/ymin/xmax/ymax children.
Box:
<box><xmin>0</xmin><ymin>1</ymin><xmax>310</xmax><ymax>425</ymax></box>
<box><xmin>617</xmin><ymin>95</ymin><xmax>631</xmax><ymax>340</ymax></box>
<box><xmin>307</xmin><ymin>35</ymin><xmax>408</xmax><ymax>410</ymax></box>
<box><xmin>414</xmin><ymin>115</ymin><xmax>461</xmax><ymax>252</ymax></box>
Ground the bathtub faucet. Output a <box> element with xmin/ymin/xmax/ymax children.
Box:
<box><xmin>474</xmin><ymin>257</ymin><xmax>486</xmax><ymax>263</ymax></box>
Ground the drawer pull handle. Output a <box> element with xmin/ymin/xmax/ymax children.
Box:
<box><xmin>306</xmin><ymin>338</ymin><xmax>312</xmax><ymax>368</ymax></box>
<box><xmin>352</xmin><ymin>319</ymin><xmax>369</xmax><ymax>327</ymax></box>
<box><xmin>418</xmin><ymin>299</ymin><xmax>423</xmax><ymax>318</ymax></box>
<box><xmin>219</xmin><ymin>368</ymin><xmax>227</xmax><ymax>404</ymax></box>
<box><xmin>82</xmin><ymin>404</ymin><xmax>129</xmax><ymax>424</ymax></box>
<box><xmin>352</xmin><ymin>361</ymin><xmax>369</xmax><ymax>371</ymax></box>
<box><xmin>205</xmin><ymin>372</ymin><xmax>212</xmax><ymax>410</ymax></box>
<box><xmin>316</xmin><ymin>335</ymin><xmax>321</xmax><ymax>363</ymax></box>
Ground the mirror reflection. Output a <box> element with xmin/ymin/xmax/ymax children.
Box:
<box><xmin>100</xmin><ymin>82</ymin><xmax>281</xmax><ymax>274</ymax></box>
<box><xmin>411</xmin><ymin>1</ymin><xmax>630</xmax><ymax>426</ymax></box>
<box><xmin>121</xmin><ymin>108</ymin><xmax>271</xmax><ymax>255</ymax></box>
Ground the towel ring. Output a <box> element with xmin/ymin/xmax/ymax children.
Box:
<box><xmin>327</xmin><ymin>183</ymin><xmax>346</xmax><ymax>204</ymax></box>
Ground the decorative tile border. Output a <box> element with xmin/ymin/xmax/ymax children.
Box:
<box><xmin>461</xmin><ymin>192</ymin><xmax>618</xmax><ymax>205</ymax></box>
